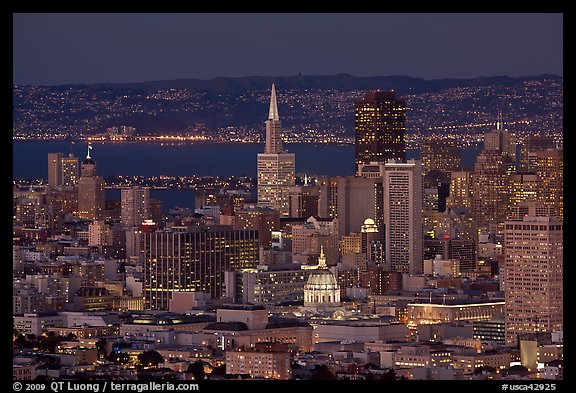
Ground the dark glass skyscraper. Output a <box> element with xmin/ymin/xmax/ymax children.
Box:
<box><xmin>354</xmin><ymin>91</ymin><xmax>406</xmax><ymax>175</ymax></box>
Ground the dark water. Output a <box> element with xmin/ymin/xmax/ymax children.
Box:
<box><xmin>13</xmin><ymin>140</ymin><xmax>482</xmax><ymax>212</ymax></box>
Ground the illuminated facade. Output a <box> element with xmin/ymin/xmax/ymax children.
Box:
<box><xmin>257</xmin><ymin>84</ymin><xmax>295</xmax><ymax>216</ymax></box>
<box><xmin>420</xmin><ymin>139</ymin><xmax>460</xmax><ymax>177</ymax></box>
<box><xmin>354</xmin><ymin>91</ymin><xmax>406</xmax><ymax>175</ymax></box>
<box><xmin>504</xmin><ymin>207</ymin><xmax>563</xmax><ymax>345</ymax></box>
<box><xmin>121</xmin><ymin>186</ymin><xmax>151</xmax><ymax>227</ymax></box>
<box><xmin>234</xmin><ymin>206</ymin><xmax>280</xmax><ymax>250</ymax></box>
<box><xmin>408</xmin><ymin>300</ymin><xmax>505</xmax><ymax>325</ymax></box>
<box><xmin>48</xmin><ymin>152</ymin><xmax>79</xmax><ymax>189</ymax></box>
<box><xmin>143</xmin><ymin>226</ymin><xmax>259</xmax><ymax>310</ymax></box>
<box><xmin>533</xmin><ymin>148</ymin><xmax>563</xmax><ymax>220</ymax></box>
<box><xmin>225</xmin><ymin>349</ymin><xmax>292</xmax><ymax>379</ymax></box>
<box><xmin>472</xmin><ymin>119</ymin><xmax>516</xmax><ymax>231</ymax></box>
<box><xmin>447</xmin><ymin>170</ymin><xmax>473</xmax><ymax>210</ymax></box>
<box><xmin>303</xmin><ymin>247</ymin><xmax>341</xmax><ymax>307</ymax></box>
<box><xmin>507</xmin><ymin>172</ymin><xmax>538</xmax><ymax>217</ymax></box>
<box><xmin>384</xmin><ymin>159</ymin><xmax>423</xmax><ymax>274</ymax></box>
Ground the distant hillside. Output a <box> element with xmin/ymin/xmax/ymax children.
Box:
<box><xmin>13</xmin><ymin>73</ymin><xmax>563</xmax><ymax>137</ymax></box>
<box><xmin>88</xmin><ymin>73</ymin><xmax>562</xmax><ymax>95</ymax></box>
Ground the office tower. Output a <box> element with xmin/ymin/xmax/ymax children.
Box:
<box><xmin>77</xmin><ymin>145</ymin><xmax>105</xmax><ymax>220</ymax></box>
<box><xmin>48</xmin><ymin>152</ymin><xmax>79</xmax><ymax>189</ymax></box>
<box><xmin>257</xmin><ymin>84</ymin><xmax>296</xmax><ymax>216</ymax></box>
<box><xmin>384</xmin><ymin>159</ymin><xmax>423</xmax><ymax>274</ymax></box>
<box><xmin>287</xmin><ymin>185</ymin><xmax>319</xmax><ymax>218</ymax></box>
<box><xmin>472</xmin><ymin>115</ymin><xmax>517</xmax><ymax>231</ymax></box>
<box><xmin>317</xmin><ymin>176</ymin><xmax>384</xmax><ymax>238</ymax></box>
<box><xmin>420</xmin><ymin>139</ymin><xmax>461</xmax><ymax>177</ymax></box>
<box><xmin>520</xmin><ymin>135</ymin><xmax>558</xmax><ymax>171</ymax></box>
<box><xmin>121</xmin><ymin>186</ymin><xmax>151</xmax><ymax>227</ymax></box>
<box><xmin>483</xmin><ymin>112</ymin><xmax>516</xmax><ymax>161</ymax></box>
<box><xmin>504</xmin><ymin>203</ymin><xmax>563</xmax><ymax>345</ymax></box>
<box><xmin>143</xmin><ymin>225</ymin><xmax>259</xmax><ymax>310</ymax></box>
<box><xmin>447</xmin><ymin>170</ymin><xmax>473</xmax><ymax>210</ymax></box>
<box><xmin>234</xmin><ymin>206</ymin><xmax>280</xmax><ymax>250</ymax></box>
<box><xmin>472</xmin><ymin>151</ymin><xmax>508</xmax><ymax>231</ymax></box>
<box><xmin>354</xmin><ymin>91</ymin><xmax>406</xmax><ymax>174</ymax></box>
<box><xmin>507</xmin><ymin>172</ymin><xmax>538</xmax><ymax>217</ymax></box>
<box><xmin>533</xmin><ymin>148</ymin><xmax>563</xmax><ymax>220</ymax></box>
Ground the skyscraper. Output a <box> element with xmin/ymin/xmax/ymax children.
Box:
<box><xmin>257</xmin><ymin>84</ymin><xmax>296</xmax><ymax>216</ymax></box>
<box><xmin>144</xmin><ymin>225</ymin><xmax>259</xmax><ymax>310</ymax></box>
<box><xmin>533</xmin><ymin>148</ymin><xmax>563</xmax><ymax>220</ymax></box>
<box><xmin>384</xmin><ymin>159</ymin><xmax>423</xmax><ymax>274</ymax></box>
<box><xmin>504</xmin><ymin>203</ymin><xmax>563</xmax><ymax>345</ymax></box>
<box><xmin>420</xmin><ymin>139</ymin><xmax>461</xmax><ymax>178</ymax></box>
<box><xmin>354</xmin><ymin>91</ymin><xmax>406</xmax><ymax>175</ymax></box>
<box><xmin>77</xmin><ymin>145</ymin><xmax>105</xmax><ymax>220</ymax></box>
<box><xmin>121</xmin><ymin>186</ymin><xmax>151</xmax><ymax>227</ymax></box>
<box><xmin>472</xmin><ymin>117</ymin><xmax>516</xmax><ymax>231</ymax></box>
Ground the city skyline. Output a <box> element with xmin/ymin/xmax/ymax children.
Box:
<box><xmin>12</xmin><ymin>12</ymin><xmax>564</xmax><ymax>383</ymax></box>
<box><xmin>13</xmin><ymin>13</ymin><xmax>563</xmax><ymax>85</ymax></box>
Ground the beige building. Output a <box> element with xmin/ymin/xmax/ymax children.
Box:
<box><xmin>226</xmin><ymin>347</ymin><xmax>292</xmax><ymax>379</ymax></box>
<box><xmin>384</xmin><ymin>159</ymin><xmax>423</xmax><ymax>274</ymax></box>
<box><xmin>121</xmin><ymin>186</ymin><xmax>151</xmax><ymax>227</ymax></box>
<box><xmin>257</xmin><ymin>84</ymin><xmax>295</xmax><ymax>216</ymax></box>
<box><xmin>77</xmin><ymin>145</ymin><xmax>105</xmax><ymax>220</ymax></box>
<box><xmin>504</xmin><ymin>206</ymin><xmax>563</xmax><ymax>345</ymax></box>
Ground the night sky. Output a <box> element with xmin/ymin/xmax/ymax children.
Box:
<box><xmin>13</xmin><ymin>13</ymin><xmax>563</xmax><ymax>86</ymax></box>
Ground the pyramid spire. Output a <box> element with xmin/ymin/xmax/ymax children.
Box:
<box><xmin>86</xmin><ymin>143</ymin><xmax>93</xmax><ymax>159</ymax></box>
<box><xmin>496</xmin><ymin>110</ymin><xmax>503</xmax><ymax>130</ymax></box>
<box><xmin>318</xmin><ymin>245</ymin><xmax>327</xmax><ymax>269</ymax></box>
<box><xmin>268</xmin><ymin>83</ymin><xmax>280</xmax><ymax>121</ymax></box>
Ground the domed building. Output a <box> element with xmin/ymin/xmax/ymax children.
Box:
<box><xmin>303</xmin><ymin>246</ymin><xmax>340</xmax><ymax>308</ymax></box>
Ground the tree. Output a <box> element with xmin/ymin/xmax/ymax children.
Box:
<box><xmin>187</xmin><ymin>360</ymin><xmax>206</xmax><ymax>380</ymax></box>
<box><xmin>310</xmin><ymin>365</ymin><xmax>336</xmax><ymax>380</ymax></box>
<box><xmin>380</xmin><ymin>368</ymin><xmax>396</xmax><ymax>380</ymax></box>
<box><xmin>96</xmin><ymin>338</ymin><xmax>108</xmax><ymax>359</ymax></box>
<box><xmin>107</xmin><ymin>352</ymin><xmax>131</xmax><ymax>365</ymax></box>
<box><xmin>137</xmin><ymin>350</ymin><xmax>164</xmax><ymax>368</ymax></box>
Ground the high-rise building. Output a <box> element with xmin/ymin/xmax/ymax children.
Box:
<box><xmin>507</xmin><ymin>172</ymin><xmax>538</xmax><ymax>218</ymax></box>
<box><xmin>234</xmin><ymin>206</ymin><xmax>280</xmax><ymax>250</ymax></box>
<box><xmin>519</xmin><ymin>135</ymin><xmax>558</xmax><ymax>171</ymax></box>
<box><xmin>420</xmin><ymin>139</ymin><xmax>461</xmax><ymax>177</ymax></box>
<box><xmin>77</xmin><ymin>145</ymin><xmax>105</xmax><ymax>220</ymax></box>
<box><xmin>354</xmin><ymin>91</ymin><xmax>406</xmax><ymax>175</ymax></box>
<box><xmin>317</xmin><ymin>175</ymin><xmax>384</xmax><ymax>238</ymax></box>
<box><xmin>291</xmin><ymin>216</ymin><xmax>339</xmax><ymax>266</ymax></box>
<box><xmin>257</xmin><ymin>84</ymin><xmax>295</xmax><ymax>216</ymax></box>
<box><xmin>48</xmin><ymin>153</ymin><xmax>79</xmax><ymax>189</ymax></box>
<box><xmin>287</xmin><ymin>184</ymin><xmax>319</xmax><ymax>218</ymax></box>
<box><xmin>61</xmin><ymin>154</ymin><xmax>79</xmax><ymax>188</ymax></box>
<box><xmin>384</xmin><ymin>159</ymin><xmax>423</xmax><ymax>274</ymax></box>
<box><xmin>533</xmin><ymin>148</ymin><xmax>563</xmax><ymax>220</ymax></box>
<box><xmin>504</xmin><ymin>203</ymin><xmax>563</xmax><ymax>345</ymax></box>
<box><xmin>121</xmin><ymin>186</ymin><xmax>151</xmax><ymax>227</ymax></box>
<box><xmin>447</xmin><ymin>170</ymin><xmax>473</xmax><ymax>210</ymax></box>
<box><xmin>143</xmin><ymin>225</ymin><xmax>259</xmax><ymax>310</ymax></box>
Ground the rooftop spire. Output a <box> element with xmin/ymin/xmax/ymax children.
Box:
<box><xmin>318</xmin><ymin>245</ymin><xmax>327</xmax><ymax>269</ymax></box>
<box><xmin>268</xmin><ymin>83</ymin><xmax>279</xmax><ymax>121</ymax></box>
<box><xmin>496</xmin><ymin>110</ymin><xmax>503</xmax><ymax>130</ymax></box>
<box><xmin>86</xmin><ymin>143</ymin><xmax>93</xmax><ymax>159</ymax></box>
